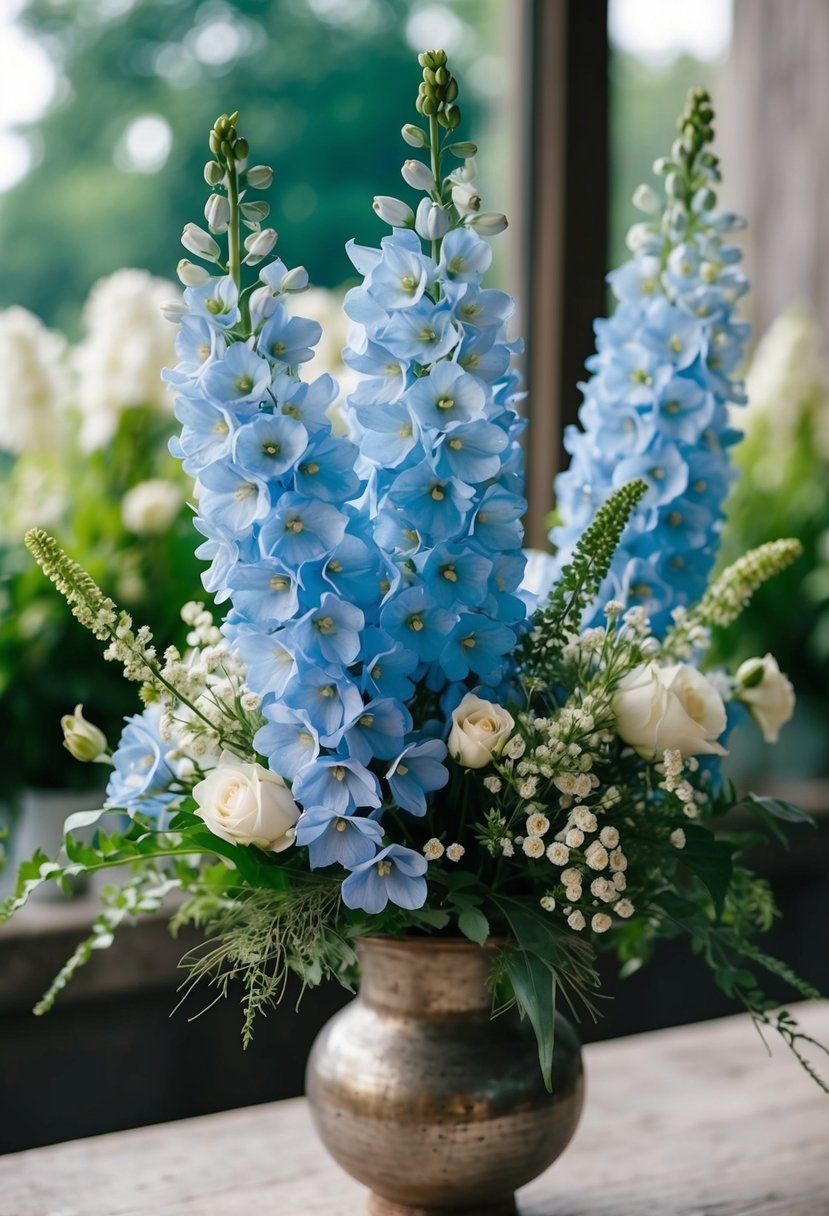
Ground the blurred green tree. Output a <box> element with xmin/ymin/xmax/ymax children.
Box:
<box><xmin>1</xmin><ymin>0</ymin><xmax>497</xmax><ymax>332</ymax></box>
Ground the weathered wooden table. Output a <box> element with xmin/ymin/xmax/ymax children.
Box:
<box><xmin>1</xmin><ymin>1002</ymin><xmax>827</xmax><ymax>1216</ymax></box>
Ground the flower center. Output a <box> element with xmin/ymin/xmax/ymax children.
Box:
<box><xmin>270</xmin><ymin>575</ymin><xmax>291</xmax><ymax>591</ymax></box>
<box><xmin>285</xmin><ymin>516</ymin><xmax>304</xmax><ymax>533</ymax></box>
<box><xmin>314</xmin><ymin>616</ymin><xmax>336</xmax><ymax>634</ymax></box>
<box><xmin>235</xmin><ymin>374</ymin><xmax>253</xmax><ymax>394</ymax></box>
<box><xmin>436</xmin><ymin>395</ymin><xmax>455</xmax><ymax>411</ymax></box>
<box><xmin>234</xmin><ymin>482</ymin><xmax>257</xmax><ymax>501</ymax></box>
<box><xmin>407</xmin><ymin>613</ymin><xmax>424</xmax><ymax>632</ymax></box>
<box><xmin>376</xmin><ymin>859</ymin><xmax>393</xmax><ymax>876</ymax></box>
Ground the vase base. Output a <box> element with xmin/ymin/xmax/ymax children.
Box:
<box><xmin>368</xmin><ymin>1195</ymin><xmax>517</xmax><ymax>1216</ymax></box>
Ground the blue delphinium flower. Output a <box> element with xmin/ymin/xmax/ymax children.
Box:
<box><xmin>548</xmin><ymin>89</ymin><xmax>750</xmax><ymax>634</ymax></box>
<box><xmin>163</xmin><ymin>84</ymin><xmax>522</xmax><ymax>915</ymax></box>
<box><xmin>105</xmin><ymin>704</ymin><xmax>178</xmax><ymax>818</ymax></box>
<box><xmin>340</xmin><ymin>843</ymin><xmax>428</xmax><ymax>913</ymax></box>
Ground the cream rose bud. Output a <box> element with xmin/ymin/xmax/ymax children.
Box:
<box><xmin>612</xmin><ymin>662</ymin><xmax>727</xmax><ymax>758</ymax></box>
<box><xmin>193</xmin><ymin>752</ymin><xmax>300</xmax><ymax>852</ymax></box>
<box><xmin>735</xmin><ymin>653</ymin><xmax>795</xmax><ymax>743</ymax></box>
<box><xmin>448</xmin><ymin>693</ymin><xmax>515</xmax><ymax>769</ymax></box>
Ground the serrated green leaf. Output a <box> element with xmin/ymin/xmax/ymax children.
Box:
<box><xmin>458</xmin><ymin>905</ymin><xmax>490</xmax><ymax>946</ymax></box>
<box><xmin>505</xmin><ymin>949</ymin><xmax>557</xmax><ymax>1092</ymax></box>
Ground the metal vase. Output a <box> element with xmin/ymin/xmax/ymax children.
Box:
<box><xmin>305</xmin><ymin>937</ymin><xmax>584</xmax><ymax>1216</ymax></box>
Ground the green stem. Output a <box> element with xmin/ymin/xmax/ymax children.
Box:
<box><xmin>226</xmin><ymin>158</ymin><xmax>241</xmax><ymax>292</ymax></box>
<box><xmin>429</xmin><ymin>114</ymin><xmax>443</xmax><ymax>265</ymax></box>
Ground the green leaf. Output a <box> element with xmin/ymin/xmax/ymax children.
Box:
<box><xmin>458</xmin><ymin>906</ymin><xmax>490</xmax><ymax>946</ymax></box>
<box><xmin>679</xmin><ymin>824</ymin><xmax>735</xmax><ymax>918</ymax></box>
<box><xmin>505</xmin><ymin>949</ymin><xmax>557</xmax><ymax>1092</ymax></box>
<box><xmin>653</xmin><ymin>890</ymin><xmax>710</xmax><ymax>937</ymax></box>
<box><xmin>741</xmin><ymin>794</ymin><xmax>816</xmax><ymax>829</ymax></box>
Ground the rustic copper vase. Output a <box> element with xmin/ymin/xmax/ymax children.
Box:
<box><xmin>305</xmin><ymin>937</ymin><xmax>584</xmax><ymax>1216</ymax></box>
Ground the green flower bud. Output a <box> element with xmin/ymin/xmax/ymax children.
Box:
<box><xmin>435</xmin><ymin>65</ymin><xmax>448</xmax><ymax>86</ymax></box>
<box><xmin>209</xmin><ymin>130</ymin><xmax>222</xmax><ymax>155</ymax></box>
<box><xmin>421</xmin><ymin>94</ymin><xmax>438</xmax><ymax>116</ymax></box>
<box><xmin>445</xmin><ymin>77</ymin><xmax>458</xmax><ymax>102</ymax></box>
<box><xmin>234</xmin><ymin>137</ymin><xmax>249</xmax><ymax>160</ymax></box>
<box><xmin>61</xmin><ymin>705</ymin><xmax>109</xmax><ymax>764</ymax></box>
<box><xmin>204</xmin><ymin>160</ymin><xmax>224</xmax><ymax>186</ymax></box>
<box><xmin>446</xmin><ymin>141</ymin><xmax>477</xmax><ymax>159</ymax></box>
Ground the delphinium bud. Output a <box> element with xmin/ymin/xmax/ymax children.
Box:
<box><xmin>402</xmin><ymin>123</ymin><xmax>428</xmax><ymax>148</ymax></box>
<box><xmin>176</xmin><ymin>258</ymin><xmax>211</xmax><ymax>287</ymax></box>
<box><xmin>401</xmin><ymin>159</ymin><xmax>436</xmax><ymax>192</ymax></box>
<box><xmin>415</xmin><ymin>48</ymin><xmax>462</xmax><ymax>131</ymax></box>
<box><xmin>372</xmin><ymin>195</ymin><xmax>415</xmax><ymax>227</ymax></box>
<box><xmin>243</xmin><ymin>227</ymin><xmax>278</xmax><ymax>264</ymax></box>
<box><xmin>181</xmin><ymin>222</ymin><xmax>221</xmax><ymax>262</ymax></box>
<box><xmin>246</xmin><ymin>164</ymin><xmax>273</xmax><ymax>189</ymax></box>
<box><xmin>204</xmin><ymin>192</ymin><xmax>230</xmax><ymax>233</ymax></box>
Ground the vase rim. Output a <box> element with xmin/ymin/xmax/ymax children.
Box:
<box><xmin>356</xmin><ymin>934</ymin><xmax>502</xmax><ymax>951</ymax></box>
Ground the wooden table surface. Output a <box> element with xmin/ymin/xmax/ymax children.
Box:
<box><xmin>1</xmin><ymin>1002</ymin><xmax>827</xmax><ymax>1216</ymax></box>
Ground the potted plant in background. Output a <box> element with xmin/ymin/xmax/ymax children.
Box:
<box><xmin>2</xmin><ymin>55</ymin><xmax>826</xmax><ymax>1216</ymax></box>
<box><xmin>0</xmin><ymin>270</ymin><xmax>204</xmax><ymax>889</ymax></box>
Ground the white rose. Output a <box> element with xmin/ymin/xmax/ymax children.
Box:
<box><xmin>612</xmin><ymin>662</ymin><xmax>727</xmax><ymax>758</ymax></box>
<box><xmin>122</xmin><ymin>478</ymin><xmax>184</xmax><ymax>534</ymax></box>
<box><xmin>448</xmin><ymin>693</ymin><xmax>515</xmax><ymax>769</ymax></box>
<box><xmin>193</xmin><ymin>751</ymin><xmax>300</xmax><ymax>852</ymax></box>
<box><xmin>735</xmin><ymin>654</ymin><xmax>795</xmax><ymax>743</ymax></box>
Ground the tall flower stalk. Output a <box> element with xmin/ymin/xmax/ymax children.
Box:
<box><xmin>549</xmin><ymin>89</ymin><xmax>750</xmax><ymax>635</ymax></box>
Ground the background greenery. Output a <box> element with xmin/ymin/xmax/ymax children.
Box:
<box><xmin>1</xmin><ymin>0</ymin><xmax>504</xmax><ymax>334</ymax></box>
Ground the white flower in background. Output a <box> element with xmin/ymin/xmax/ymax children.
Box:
<box><xmin>734</xmin><ymin>653</ymin><xmax>796</xmax><ymax>743</ymax></box>
<box><xmin>448</xmin><ymin>693</ymin><xmax>515</xmax><ymax>769</ymax></box>
<box><xmin>612</xmin><ymin>662</ymin><xmax>728</xmax><ymax>759</ymax></box>
<box><xmin>745</xmin><ymin>306</ymin><xmax>824</xmax><ymax>429</ymax></box>
<box><xmin>0</xmin><ymin>307</ymin><xmax>68</xmax><ymax>454</ymax></box>
<box><xmin>121</xmin><ymin>478</ymin><xmax>185</xmax><ymax>535</ymax></box>
<box><xmin>193</xmin><ymin>751</ymin><xmax>300</xmax><ymax>852</ymax></box>
<box><xmin>445</xmin><ymin>842</ymin><xmax>465</xmax><ymax>862</ymax></box>
<box><xmin>285</xmin><ymin>287</ymin><xmax>356</xmax><ymax>433</ymax></box>
<box><xmin>74</xmin><ymin>269</ymin><xmax>180</xmax><ymax>451</ymax></box>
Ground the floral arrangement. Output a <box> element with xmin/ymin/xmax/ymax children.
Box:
<box><xmin>3</xmin><ymin>61</ymin><xmax>826</xmax><ymax>1092</ymax></box>
<box><xmin>0</xmin><ymin>272</ymin><xmax>204</xmax><ymax>796</ymax></box>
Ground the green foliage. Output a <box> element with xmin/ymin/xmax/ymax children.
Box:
<box><xmin>677</xmin><ymin>824</ymin><xmax>735</xmax><ymax>919</ymax></box>
<box><xmin>1</xmin><ymin>404</ymin><xmax>203</xmax><ymax>792</ymax></box>
<box><xmin>712</xmin><ymin>309</ymin><xmax>829</xmax><ymax>719</ymax></box>
<box><xmin>173</xmin><ymin>877</ymin><xmax>349</xmax><ymax>1047</ymax></box>
<box><xmin>528</xmin><ymin>479</ymin><xmax>647</xmax><ymax>660</ymax></box>
<box><xmin>504</xmin><ymin>949</ymin><xmax>557</xmax><ymax>1092</ymax></box>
